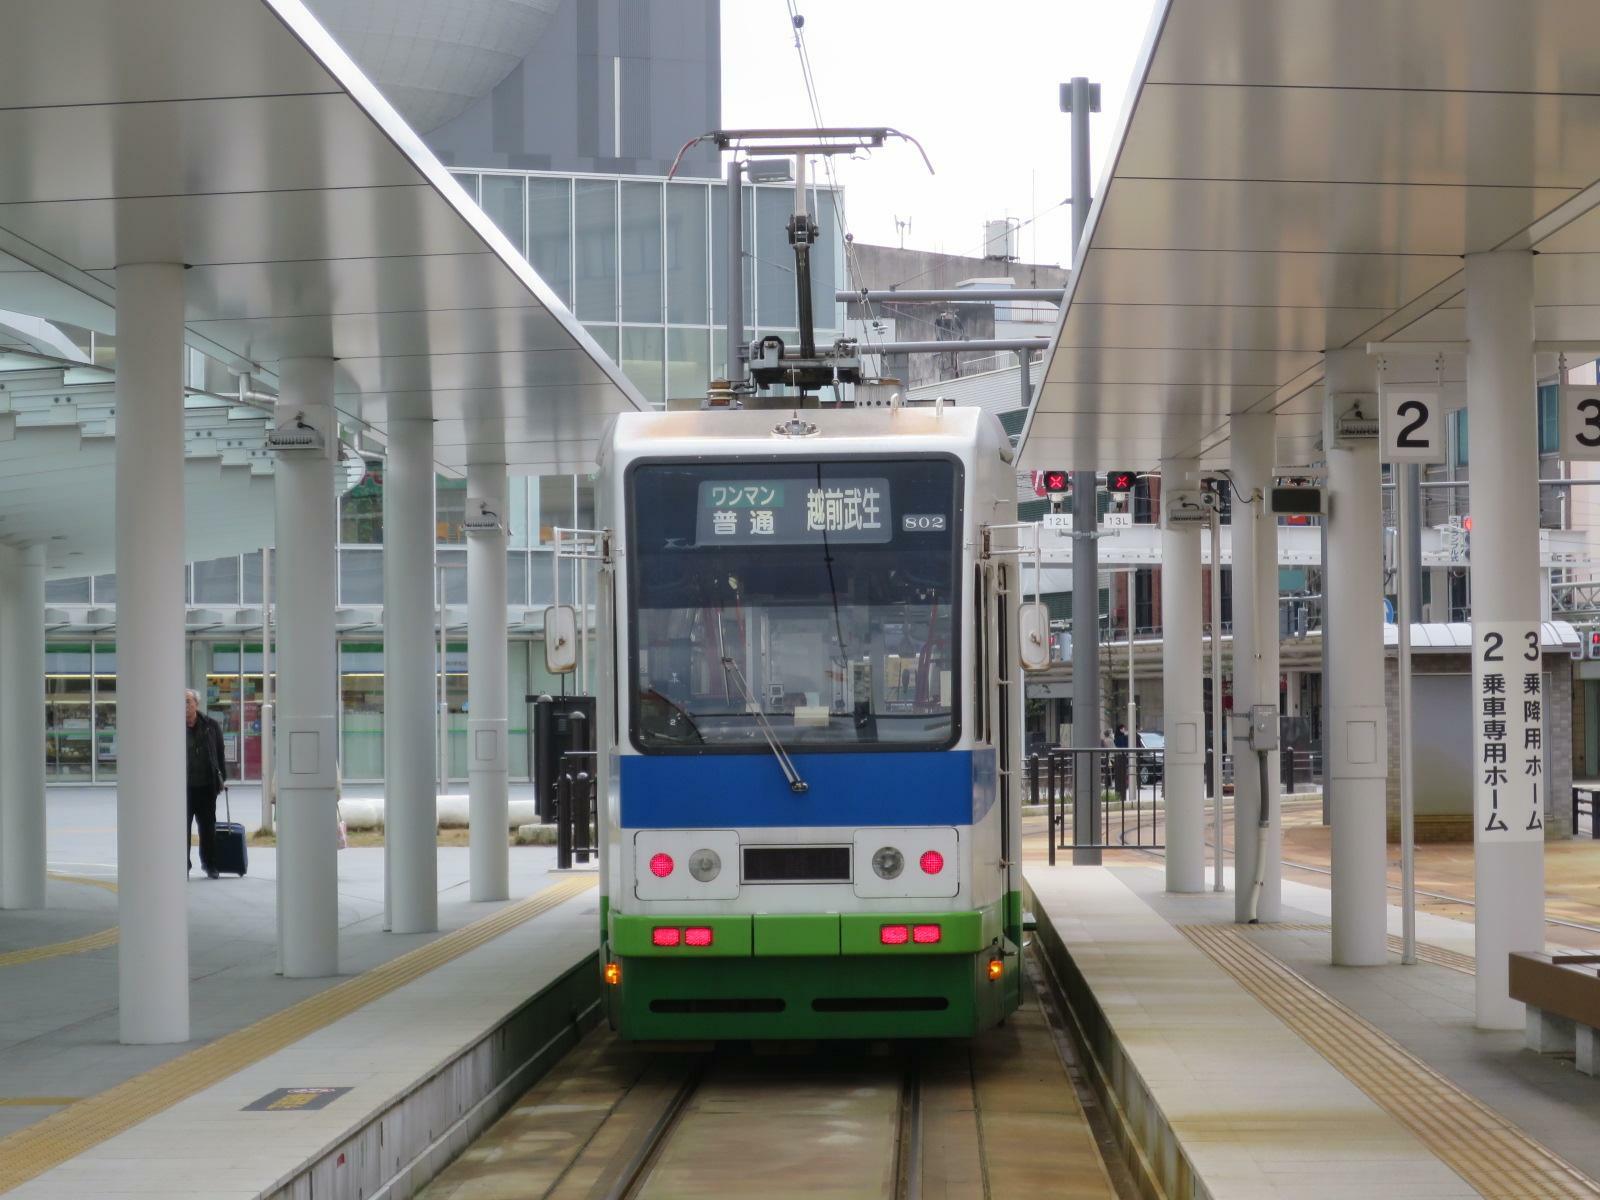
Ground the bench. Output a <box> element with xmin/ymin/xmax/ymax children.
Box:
<box><xmin>1509</xmin><ymin>951</ymin><xmax>1600</xmax><ymax>1075</ymax></box>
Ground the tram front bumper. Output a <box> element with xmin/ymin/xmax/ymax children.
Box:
<box><xmin>604</xmin><ymin>909</ymin><xmax>1014</xmax><ymax>1039</ymax></box>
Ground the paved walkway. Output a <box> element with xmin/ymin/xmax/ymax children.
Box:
<box><xmin>0</xmin><ymin>786</ymin><xmax>561</xmax><ymax>1141</ymax></box>
<box><xmin>1029</xmin><ymin>863</ymin><xmax>1600</xmax><ymax>1198</ymax></box>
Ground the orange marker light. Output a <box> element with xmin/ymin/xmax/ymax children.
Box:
<box><xmin>987</xmin><ymin>958</ymin><xmax>1004</xmax><ymax>981</ymax></box>
<box><xmin>603</xmin><ymin>961</ymin><xmax>621</xmax><ymax>986</ymax></box>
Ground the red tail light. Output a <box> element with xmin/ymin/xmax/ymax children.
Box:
<box><xmin>918</xmin><ymin>850</ymin><xmax>945</xmax><ymax>875</ymax></box>
<box><xmin>684</xmin><ymin>926</ymin><xmax>714</xmax><ymax>947</ymax></box>
<box><xmin>912</xmin><ymin>924</ymin><xmax>942</xmax><ymax>944</ymax></box>
<box><xmin>880</xmin><ymin>924</ymin><xmax>909</xmax><ymax>945</ymax></box>
<box><xmin>648</xmin><ymin>852</ymin><xmax>675</xmax><ymax>878</ymax></box>
<box><xmin>651</xmin><ymin>926</ymin><xmax>682</xmax><ymax>947</ymax></box>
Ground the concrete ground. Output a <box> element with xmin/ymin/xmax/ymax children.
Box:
<box><xmin>0</xmin><ymin>785</ymin><xmax>567</xmax><ymax>1139</ymax></box>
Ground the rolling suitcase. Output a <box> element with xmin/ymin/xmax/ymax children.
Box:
<box><xmin>211</xmin><ymin>787</ymin><xmax>248</xmax><ymax>877</ymax></box>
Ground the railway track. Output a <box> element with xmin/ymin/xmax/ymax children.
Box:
<box><xmin>419</xmin><ymin>973</ymin><xmax>1123</xmax><ymax>1200</ymax></box>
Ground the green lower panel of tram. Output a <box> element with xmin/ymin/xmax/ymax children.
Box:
<box><xmin>604</xmin><ymin>900</ymin><xmax>1022</xmax><ymax>1040</ymax></box>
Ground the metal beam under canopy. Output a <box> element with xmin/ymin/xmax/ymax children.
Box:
<box><xmin>0</xmin><ymin>0</ymin><xmax>645</xmax><ymax>491</ymax></box>
<box><xmin>1018</xmin><ymin>0</ymin><xmax>1600</xmax><ymax>472</ymax></box>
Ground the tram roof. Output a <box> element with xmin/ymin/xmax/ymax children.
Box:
<box><xmin>0</xmin><ymin>0</ymin><xmax>645</xmax><ymax>478</ymax></box>
<box><xmin>1018</xmin><ymin>0</ymin><xmax>1600</xmax><ymax>473</ymax></box>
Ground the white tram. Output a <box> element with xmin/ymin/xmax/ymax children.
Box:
<box><xmin>592</xmin><ymin>402</ymin><xmax>1027</xmax><ymax>1039</ymax></box>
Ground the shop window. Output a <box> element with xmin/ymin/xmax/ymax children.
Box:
<box><xmin>340</xmin><ymin>460</ymin><xmax>384</xmax><ymax>544</ymax></box>
<box><xmin>45</xmin><ymin>643</ymin><xmax>92</xmax><ymax>781</ymax></box>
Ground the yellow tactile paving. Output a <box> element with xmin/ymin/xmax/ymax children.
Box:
<box><xmin>0</xmin><ymin>874</ymin><xmax>120</xmax><ymax>969</ymax></box>
<box><xmin>1387</xmin><ymin>934</ymin><xmax>1477</xmax><ymax>976</ymax></box>
<box><xmin>1181</xmin><ymin>924</ymin><xmax>1600</xmax><ymax>1200</ymax></box>
<box><xmin>1239</xmin><ymin>922</ymin><xmax>1479</xmax><ymax>975</ymax></box>
<box><xmin>0</xmin><ymin>928</ymin><xmax>118</xmax><ymax>970</ymax></box>
<box><xmin>47</xmin><ymin>873</ymin><xmax>116</xmax><ymax>895</ymax></box>
<box><xmin>0</xmin><ymin>874</ymin><xmax>595</xmax><ymax>1195</ymax></box>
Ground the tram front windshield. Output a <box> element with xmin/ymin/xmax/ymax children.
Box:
<box><xmin>628</xmin><ymin>458</ymin><xmax>961</xmax><ymax>752</ymax></box>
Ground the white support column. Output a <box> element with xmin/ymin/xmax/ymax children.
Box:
<box><xmin>467</xmin><ymin>460</ymin><xmax>510</xmax><ymax>902</ymax></box>
<box><xmin>273</xmin><ymin>358</ymin><xmax>340</xmax><ymax>977</ymax></box>
<box><xmin>1466</xmin><ymin>250</ymin><xmax>1544</xmax><ymax>1029</ymax></box>
<box><xmin>1323</xmin><ymin>349</ymin><xmax>1388</xmax><ymax>966</ymax></box>
<box><xmin>114</xmin><ymin>262</ymin><xmax>189</xmax><ymax>1044</ymax></box>
<box><xmin>385</xmin><ymin>416</ymin><xmax>438</xmax><ymax>933</ymax></box>
<box><xmin>0</xmin><ymin>543</ymin><xmax>46</xmax><ymax>909</ymax></box>
<box><xmin>1160</xmin><ymin>460</ymin><xmax>1206</xmax><ymax>892</ymax></box>
<box><xmin>1230</xmin><ymin>413</ymin><xmax>1282</xmax><ymax>923</ymax></box>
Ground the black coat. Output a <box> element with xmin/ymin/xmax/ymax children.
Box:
<box><xmin>187</xmin><ymin>712</ymin><xmax>227</xmax><ymax>793</ymax></box>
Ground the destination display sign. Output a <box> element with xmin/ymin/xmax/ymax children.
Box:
<box><xmin>694</xmin><ymin>477</ymin><xmax>895</xmax><ymax>545</ymax></box>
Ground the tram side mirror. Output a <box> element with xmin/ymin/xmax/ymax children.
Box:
<box><xmin>1019</xmin><ymin>602</ymin><xmax>1051</xmax><ymax>671</ymax></box>
<box><xmin>544</xmin><ymin>605</ymin><xmax>578</xmax><ymax>674</ymax></box>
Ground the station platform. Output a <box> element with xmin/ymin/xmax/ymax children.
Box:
<box><xmin>1026</xmin><ymin>863</ymin><xmax>1600</xmax><ymax>1200</ymax></box>
<box><xmin>0</xmin><ymin>792</ymin><xmax>601</xmax><ymax>1198</ymax></box>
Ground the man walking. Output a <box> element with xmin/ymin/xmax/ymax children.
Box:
<box><xmin>185</xmin><ymin>689</ymin><xmax>227</xmax><ymax>878</ymax></box>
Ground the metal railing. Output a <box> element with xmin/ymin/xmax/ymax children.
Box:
<box><xmin>1573</xmin><ymin>787</ymin><xmax>1600</xmax><ymax>841</ymax></box>
<box><xmin>555</xmin><ymin>749</ymin><xmax>597</xmax><ymax>870</ymax></box>
<box><xmin>1028</xmin><ymin>747</ymin><xmax>1166</xmax><ymax>861</ymax></box>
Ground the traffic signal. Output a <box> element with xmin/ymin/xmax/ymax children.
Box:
<box><xmin>1106</xmin><ymin>470</ymin><xmax>1136</xmax><ymax>494</ymax></box>
<box><xmin>1588</xmin><ymin>629</ymin><xmax>1600</xmax><ymax>660</ymax></box>
<box><xmin>1042</xmin><ymin>470</ymin><xmax>1069</xmax><ymax>495</ymax></box>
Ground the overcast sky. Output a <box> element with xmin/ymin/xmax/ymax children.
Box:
<box><xmin>720</xmin><ymin>0</ymin><xmax>1161</xmax><ymax>271</ymax></box>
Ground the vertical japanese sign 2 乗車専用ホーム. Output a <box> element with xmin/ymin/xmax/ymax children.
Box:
<box><xmin>1471</xmin><ymin>622</ymin><xmax>1544</xmax><ymax>840</ymax></box>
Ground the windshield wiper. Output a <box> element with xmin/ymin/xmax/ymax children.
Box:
<box><xmin>720</xmin><ymin>656</ymin><xmax>809</xmax><ymax>794</ymax></box>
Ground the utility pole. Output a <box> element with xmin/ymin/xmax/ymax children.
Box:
<box><xmin>724</xmin><ymin>157</ymin><xmax>744</xmax><ymax>385</ymax></box>
<box><xmin>1062</xmin><ymin>76</ymin><xmax>1102</xmax><ymax>861</ymax></box>
<box><xmin>1060</xmin><ymin>76</ymin><xmax>1101</xmax><ymax>260</ymax></box>
<box><xmin>1072</xmin><ymin>470</ymin><xmax>1101</xmax><ymax>864</ymax></box>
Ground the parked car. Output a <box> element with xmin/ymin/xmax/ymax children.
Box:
<box><xmin>1136</xmin><ymin>731</ymin><xmax>1164</xmax><ymax>786</ymax></box>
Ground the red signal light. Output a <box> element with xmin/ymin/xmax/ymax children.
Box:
<box><xmin>1106</xmin><ymin>470</ymin><xmax>1136</xmax><ymax>494</ymax></box>
<box><xmin>919</xmin><ymin>850</ymin><xmax>945</xmax><ymax>875</ymax></box>
<box><xmin>1462</xmin><ymin>515</ymin><xmax>1472</xmax><ymax>532</ymax></box>
<box><xmin>684</xmin><ymin>926</ymin><xmax>714</xmax><ymax>947</ymax></box>
<box><xmin>1042</xmin><ymin>470</ymin><xmax>1069</xmax><ymax>494</ymax></box>
<box><xmin>912</xmin><ymin>924</ymin><xmax>942</xmax><ymax>944</ymax></box>
<box><xmin>651</xmin><ymin>926</ymin><xmax>682</xmax><ymax>947</ymax></box>
<box><xmin>648</xmin><ymin>852</ymin><xmax>675</xmax><ymax>878</ymax></box>
<box><xmin>880</xmin><ymin>924</ymin><xmax>910</xmax><ymax>945</ymax></box>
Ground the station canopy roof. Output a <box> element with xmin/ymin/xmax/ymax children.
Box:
<box><xmin>1019</xmin><ymin>0</ymin><xmax>1600</xmax><ymax>473</ymax></box>
<box><xmin>0</xmin><ymin>0</ymin><xmax>643</xmax><ymax>485</ymax></box>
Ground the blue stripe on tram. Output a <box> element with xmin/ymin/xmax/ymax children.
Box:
<box><xmin>619</xmin><ymin>750</ymin><xmax>986</xmax><ymax>828</ymax></box>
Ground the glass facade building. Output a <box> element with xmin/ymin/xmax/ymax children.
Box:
<box><xmin>451</xmin><ymin>168</ymin><xmax>845</xmax><ymax>404</ymax></box>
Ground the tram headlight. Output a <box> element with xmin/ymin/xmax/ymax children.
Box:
<box><xmin>871</xmin><ymin>846</ymin><xmax>904</xmax><ymax>880</ymax></box>
<box><xmin>688</xmin><ymin>848</ymin><xmax>722</xmax><ymax>882</ymax></box>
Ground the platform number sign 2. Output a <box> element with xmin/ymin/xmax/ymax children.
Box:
<box><xmin>1380</xmin><ymin>387</ymin><xmax>1446</xmax><ymax>464</ymax></box>
<box><xmin>1560</xmin><ymin>384</ymin><xmax>1600</xmax><ymax>461</ymax></box>
<box><xmin>1471</xmin><ymin>622</ymin><xmax>1545</xmax><ymax>843</ymax></box>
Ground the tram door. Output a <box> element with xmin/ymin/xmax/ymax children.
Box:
<box><xmin>975</xmin><ymin>559</ymin><xmax>1013</xmax><ymax>892</ymax></box>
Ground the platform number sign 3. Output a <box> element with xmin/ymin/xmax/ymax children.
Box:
<box><xmin>1380</xmin><ymin>387</ymin><xmax>1446</xmax><ymax>464</ymax></box>
<box><xmin>1471</xmin><ymin>622</ymin><xmax>1545</xmax><ymax>843</ymax></box>
<box><xmin>1560</xmin><ymin>384</ymin><xmax>1600</xmax><ymax>461</ymax></box>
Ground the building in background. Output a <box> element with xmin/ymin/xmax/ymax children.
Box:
<box><xmin>35</xmin><ymin>2</ymin><xmax>858</xmax><ymax>788</ymax></box>
<box><xmin>304</xmin><ymin>0</ymin><xmax>797</xmax><ymax>403</ymax></box>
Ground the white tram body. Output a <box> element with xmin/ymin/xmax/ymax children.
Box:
<box><xmin>594</xmin><ymin>404</ymin><xmax>1025</xmax><ymax>1039</ymax></box>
